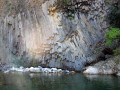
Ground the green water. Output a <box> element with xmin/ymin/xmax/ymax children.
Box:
<box><xmin>0</xmin><ymin>72</ymin><xmax>120</xmax><ymax>90</ymax></box>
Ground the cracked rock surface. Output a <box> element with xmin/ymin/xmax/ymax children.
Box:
<box><xmin>0</xmin><ymin>0</ymin><xmax>108</xmax><ymax>71</ymax></box>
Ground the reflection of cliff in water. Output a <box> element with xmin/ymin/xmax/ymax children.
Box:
<box><xmin>0</xmin><ymin>72</ymin><xmax>120</xmax><ymax>90</ymax></box>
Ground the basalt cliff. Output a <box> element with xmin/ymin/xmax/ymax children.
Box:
<box><xmin>0</xmin><ymin>0</ymin><xmax>109</xmax><ymax>71</ymax></box>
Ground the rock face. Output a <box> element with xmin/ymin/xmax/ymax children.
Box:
<box><xmin>83</xmin><ymin>55</ymin><xmax>120</xmax><ymax>76</ymax></box>
<box><xmin>0</xmin><ymin>0</ymin><xmax>108</xmax><ymax>71</ymax></box>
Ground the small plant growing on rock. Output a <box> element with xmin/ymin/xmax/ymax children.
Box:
<box><xmin>105</xmin><ymin>27</ymin><xmax>120</xmax><ymax>55</ymax></box>
<box><xmin>63</xmin><ymin>0</ymin><xmax>70</xmax><ymax>3</ymax></box>
<box><xmin>113</xmin><ymin>47</ymin><xmax>120</xmax><ymax>55</ymax></box>
<box><xmin>105</xmin><ymin>0</ymin><xmax>120</xmax><ymax>55</ymax></box>
<box><xmin>105</xmin><ymin>27</ymin><xmax>120</xmax><ymax>46</ymax></box>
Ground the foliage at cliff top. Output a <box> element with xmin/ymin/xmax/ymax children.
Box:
<box><xmin>106</xmin><ymin>0</ymin><xmax>120</xmax><ymax>28</ymax></box>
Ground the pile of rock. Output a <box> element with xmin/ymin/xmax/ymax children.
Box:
<box><xmin>4</xmin><ymin>66</ymin><xmax>75</xmax><ymax>74</ymax></box>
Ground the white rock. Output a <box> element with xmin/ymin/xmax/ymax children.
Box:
<box><xmin>20</xmin><ymin>66</ymin><xmax>24</xmax><ymax>69</ymax></box>
<box><xmin>47</xmin><ymin>68</ymin><xmax>53</xmax><ymax>73</ymax></box>
<box><xmin>57</xmin><ymin>69</ymin><xmax>62</xmax><ymax>72</ymax></box>
<box><xmin>83</xmin><ymin>66</ymin><xmax>99</xmax><ymax>74</ymax></box>
<box><xmin>38</xmin><ymin>66</ymin><xmax>42</xmax><ymax>69</ymax></box>
<box><xmin>4</xmin><ymin>66</ymin><xmax>71</xmax><ymax>74</ymax></box>
<box><xmin>43</xmin><ymin>68</ymin><xmax>50</xmax><ymax>73</ymax></box>
<box><xmin>29</xmin><ymin>67</ymin><xmax>41</xmax><ymax>73</ymax></box>
<box><xmin>24</xmin><ymin>68</ymin><xmax>30</xmax><ymax>72</ymax></box>
<box><xmin>117</xmin><ymin>72</ymin><xmax>120</xmax><ymax>76</ymax></box>
<box><xmin>51</xmin><ymin>68</ymin><xmax>58</xmax><ymax>73</ymax></box>
<box><xmin>10</xmin><ymin>67</ymin><xmax>18</xmax><ymax>71</ymax></box>
<box><xmin>16</xmin><ymin>68</ymin><xmax>24</xmax><ymax>72</ymax></box>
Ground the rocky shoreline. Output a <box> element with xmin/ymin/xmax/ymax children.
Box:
<box><xmin>2</xmin><ymin>66</ymin><xmax>75</xmax><ymax>74</ymax></box>
<box><xmin>1</xmin><ymin>55</ymin><xmax>120</xmax><ymax>76</ymax></box>
<box><xmin>83</xmin><ymin>55</ymin><xmax>120</xmax><ymax>76</ymax></box>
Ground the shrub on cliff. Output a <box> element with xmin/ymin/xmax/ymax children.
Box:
<box><xmin>105</xmin><ymin>27</ymin><xmax>120</xmax><ymax>46</ymax></box>
<box><xmin>105</xmin><ymin>27</ymin><xmax>120</xmax><ymax>55</ymax></box>
<box><xmin>62</xmin><ymin>0</ymin><xmax>70</xmax><ymax>3</ymax></box>
<box><xmin>105</xmin><ymin>1</ymin><xmax>120</xmax><ymax>55</ymax></box>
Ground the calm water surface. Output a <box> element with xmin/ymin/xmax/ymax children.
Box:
<box><xmin>0</xmin><ymin>72</ymin><xmax>120</xmax><ymax>90</ymax></box>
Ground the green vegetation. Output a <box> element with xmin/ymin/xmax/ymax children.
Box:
<box><xmin>88</xmin><ymin>31</ymin><xmax>92</xmax><ymax>36</ymax></box>
<box><xmin>62</xmin><ymin>0</ymin><xmax>70</xmax><ymax>3</ymax></box>
<box><xmin>105</xmin><ymin>27</ymin><xmax>120</xmax><ymax>46</ymax></box>
<box><xmin>10</xmin><ymin>5</ymin><xmax>14</xmax><ymax>10</ymax></box>
<box><xmin>105</xmin><ymin>27</ymin><xmax>120</xmax><ymax>55</ymax></box>
<box><xmin>105</xmin><ymin>1</ymin><xmax>120</xmax><ymax>55</ymax></box>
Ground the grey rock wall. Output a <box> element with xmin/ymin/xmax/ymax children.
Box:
<box><xmin>0</xmin><ymin>0</ymin><xmax>108</xmax><ymax>71</ymax></box>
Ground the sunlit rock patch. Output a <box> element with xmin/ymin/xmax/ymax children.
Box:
<box><xmin>83</xmin><ymin>66</ymin><xmax>99</xmax><ymax>74</ymax></box>
<box><xmin>83</xmin><ymin>66</ymin><xmax>114</xmax><ymax>75</ymax></box>
<box><xmin>117</xmin><ymin>73</ymin><xmax>120</xmax><ymax>76</ymax></box>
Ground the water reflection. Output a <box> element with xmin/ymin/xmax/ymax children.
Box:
<box><xmin>0</xmin><ymin>72</ymin><xmax>120</xmax><ymax>90</ymax></box>
<box><xmin>84</xmin><ymin>74</ymin><xmax>120</xmax><ymax>90</ymax></box>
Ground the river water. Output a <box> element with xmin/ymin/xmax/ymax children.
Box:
<box><xmin>0</xmin><ymin>72</ymin><xmax>120</xmax><ymax>90</ymax></box>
